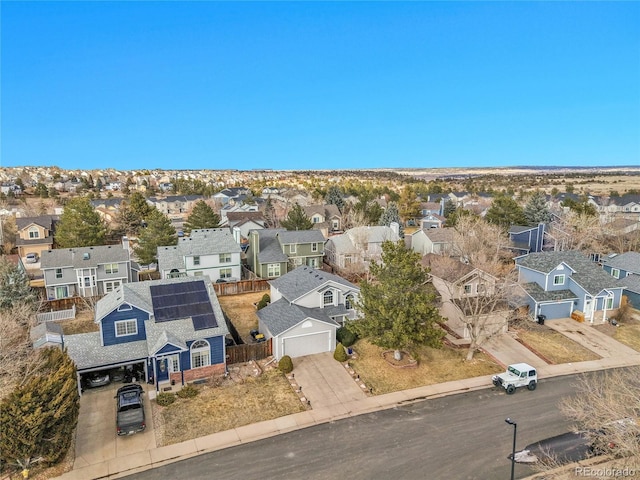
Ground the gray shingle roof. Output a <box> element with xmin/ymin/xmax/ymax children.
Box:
<box><xmin>422</xmin><ymin>228</ymin><xmax>454</xmax><ymax>243</ymax></box>
<box><xmin>157</xmin><ymin>228</ymin><xmax>241</xmax><ymax>271</ymax></box>
<box><xmin>41</xmin><ymin>244</ymin><xmax>130</xmax><ymax>269</ymax></box>
<box><xmin>256</xmin><ymin>298</ymin><xmax>339</xmax><ymax>336</ymax></box>
<box><xmin>71</xmin><ymin>276</ymin><xmax>229</xmax><ymax>370</ymax></box>
<box><xmin>255</xmin><ymin>229</ymin><xmax>289</xmax><ymax>264</ymax></box>
<box><xmin>520</xmin><ymin>282</ymin><xmax>577</xmax><ymax>302</ymax></box>
<box><xmin>277</xmin><ymin>229</ymin><xmax>325</xmax><ymax>244</ymax></box>
<box><xmin>602</xmin><ymin>252</ymin><xmax>640</xmax><ymax>274</ymax></box>
<box><xmin>269</xmin><ymin>265</ymin><xmax>358</xmax><ymax>302</ymax></box>
<box><xmin>65</xmin><ymin>332</ymin><xmax>149</xmax><ymax>370</ymax></box>
<box><xmin>517</xmin><ymin>250</ymin><xmax>622</xmax><ymax>295</ymax></box>
<box><xmin>623</xmin><ymin>274</ymin><xmax>640</xmax><ymax>294</ymax></box>
<box><xmin>16</xmin><ymin>215</ymin><xmax>58</xmax><ymax>230</ymax></box>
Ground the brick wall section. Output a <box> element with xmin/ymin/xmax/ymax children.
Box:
<box><xmin>182</xmin><ymin>363</ymin><xmax>225</xmax><ymax>383</ymax></box>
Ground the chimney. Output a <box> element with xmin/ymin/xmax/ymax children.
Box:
<box><xmin>122</xmin><ymin>236</ymin><xmax>130</xmax><ymax>252</ymax></box>
<box><xmin>233</xmin><ymin>226</ymin><xmax>241</xmax><ymax>245</ymax></box>
<box><xmin>390</xmin><ymin>222</ymin><xmax>400</xmax><ymax>237</ymax></box>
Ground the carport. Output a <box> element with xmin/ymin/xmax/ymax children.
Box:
<box><xmin>65</xmin><ymin>331</ymin><xmax>150</xmax><ymax>396</ymax></box>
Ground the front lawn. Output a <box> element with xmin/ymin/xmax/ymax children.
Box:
<box><xmin>512</xmin><ymin>321</ymin><xmax>600</xmax><ymax>364</ymax></box>
<box><xmin>155</xmin><ymin>368</ymin><xmax>306</xmax><ymax>446</ymax></box>
<box><xmin>592</xmin><ymin>315</ymin><xmax>640</xmax><ymax>352</ymax></box>
<box><xmin>348</xmin><ymin>340</ymin><xmax>502</xmax><ymax>395</ymax></box>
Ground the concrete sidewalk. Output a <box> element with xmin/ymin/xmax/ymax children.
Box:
<box><xmin>54</xmin><ymin>320</ymin><xmax>640</xmax><ymax>480</ymax></box>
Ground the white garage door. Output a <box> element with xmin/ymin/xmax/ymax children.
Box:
<box><xmin>283</xmin><ymin>331</ymin><xmax>331</xmax><ymax>358</ymax></box>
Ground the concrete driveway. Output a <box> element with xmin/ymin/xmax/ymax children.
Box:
<box><xmin>291</xmin><ymin>352</ymin><xmax>366</xmax><ymax>410</ymax></box>
<box><xmin>74</xmin><ymin>382</ymin><xmax>156</xmax><ymax>469</ymax></box>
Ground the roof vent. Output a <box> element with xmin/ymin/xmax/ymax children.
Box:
<box><xmin>83</xmin><ymin>252</ymin><xmax>90</xmax><ymax>260</ymax></box>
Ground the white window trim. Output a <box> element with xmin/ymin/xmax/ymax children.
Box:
<box><xmin>219</xmin><ymin>253</ymin><xmax>232</xmax><ymax>263</ymax></box>
<box><xmin>28</xmin><ymin>227</ymin><xmax>40</xmax><ymax>239</ymax></box>
<box><xmin>105</xmin><ymin>280</ymin><xmax>121</xmax><ymax>293</ymax></box>
<box><xmin>105</xmin><ymin>263</ymin><xmax>119</xmax><ymax>274</ymax></box>
<box><xmin>289</xmin><ymin>244</ymin><xmax>296</xmax><ymax>254</ymax></box>
<box><xmin>553</xmin><ymin>274</ymin><xmax>565</xmax><ymax>285</ymax></box>
<box><xmin>611</xmin><ymin>268</ymin><xmax>620</xmax><ymax>279</ymax></box>
<box><xmin>220</xmin><ymin>267</ymin><xmax>232</xmax><ymax>279</ymax></box>
<box><xmin>193</xmin><ymin>256</ymin><xmax>200</xmax><ymax>266</ymax></box>
<box><xmin>190</xmin><ymin>340</ymin><xmax>211</xmax><ymax>369</ymax></box>
<box><xmin>323</xmin><ymin>290</ymin><xmax>334</xmax><ymax>306</ymax></box>
<box><xmin>267</xmin><ymin>263</ymin><xmax>281</xmax><ymax>277</ymax></box>
<box><xmin>115</xmin><ymin>319</ymin><xmax>138</xmax><ymax>337</ymax></box>
<box><xmin>311</xmin><ymin>243</ymin><xmax>318</xmax><ymax>252</ymax></box>
<box><xmin>55</xmin><ymin>268</ymin><xmax>63</xmax><ymax>279</ymax></box>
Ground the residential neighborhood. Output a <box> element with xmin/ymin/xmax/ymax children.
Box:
<box><xmin>2</xmin><ymin>165</ymin><xmax>640</xmax><ymax>480</ymax></box>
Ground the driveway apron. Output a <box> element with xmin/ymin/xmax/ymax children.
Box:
<box><xmin>74</xmin><ymin>383</ymin><xmax>156</xmax><ymax>469</ymax></box>
<box><xmin>292</xmin><ymin>352</ymin><xmax>366</xmax><ymax>410</ymax></box>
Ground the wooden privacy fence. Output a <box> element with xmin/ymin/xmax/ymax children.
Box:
<box><xmin>226</xmin><ymin>339</ymin><xmax>272</xmax><ymax>364</ymax></box>
<box><xmin>213</xmin><ymin>279</ymin><xmax>270</xmax><ymax>296</ymax></box>
<box><xmin>37</xmin><ymin>305</ymin><xmax>76</xmax><ymax>323</ymax></box>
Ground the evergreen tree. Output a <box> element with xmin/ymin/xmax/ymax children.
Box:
<box><xmin>0</xmin><ymin>348</ymin><xmax>80</xmax><ymax>470</ymax></box>
<box><xmin>524</xmin><ymin>191</ymin><xmax>551</xmax><ymax>225</ymax></box>
<box><xmin>561</xmin><ymin>196</ymin><xmax>598</xmax><ymax>217</ymax></box>
<box><xmin>280</xmin><ymin>203</ymin><xmax>313</xmax><ymax>231</ymax></box>
<box><xmin>133</xmin><ymin>208</ymin><xmax>177</xmax><ymax>265</ymax></box>
<box><xmin>485</xmin><ymin>194</ymin><xmax>526</xmax><ymax>229</ymax></box>
<box><xmin>128</xmin><ymin>191</ymin><xmax>153</xmax><ymax>220</ymax></box>
<box><xmin>442</xmin><ymin>199</ymin><xmax>456</xmax><ymax>218</ymax></box>
<box><xmin>54</xmin><ymin>197</ymin><xmax>106</xmax><ymax>248</ymax></box>
<box><xmin>379</xmin><ymin>201</ymin><xmax>404</xmax><ymax>236</ymax></box>
<box><xmin>325</xmin><ymin>185</ymin><xmax>345</xmax><ymax>213</ymax></box>
<box><xmin>0</xmin><ymin>257</ymin><xmax>37</xmax><ymax>309</ymax></box>
<box><xmin>34</xmin><ymin>183</ymin><xmax>49</xmax><ymax>198</ymax></box>
<box><xmin>183</xmin><ymin>201</ymin><xmax>220</xmax><ymax>234</ymax></box>
<box><xmin>351</xmin><ymin>241</ymin><xmax>444</xmax><ymax>356</ymax></box>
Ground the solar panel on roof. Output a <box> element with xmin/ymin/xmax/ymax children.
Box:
<box><xmin>150</xmin><ymin>280</ymin><xmax>218</xmax><ymax>329</ymax></box>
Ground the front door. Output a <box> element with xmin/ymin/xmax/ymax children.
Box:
<box><xmin>157</xmin><ymin>358</ymin><xmax>169</xmax><ymax>382</ymax></box>
<box><xmin>584</xmin><ymin>298</ymin><xmax>593</xmax><ymax>320</ymax></box>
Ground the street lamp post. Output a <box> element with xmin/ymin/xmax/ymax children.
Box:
<box><xmin>505</xmin><ymin>418</ymin><xmax>517</xmax><ymax>480</ymax></box>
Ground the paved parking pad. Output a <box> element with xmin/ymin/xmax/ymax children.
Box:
<box><xmin>292</xmin><ymin>352</ymin><xmax>367</xmax><ymax>410</ymax></box>
<box><xmin>74</xmin><ymin>382</ymin><xmax>155</xmax><ymax>469</ymax></box>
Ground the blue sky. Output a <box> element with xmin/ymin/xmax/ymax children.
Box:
<box><xmin>1</xmin><ymin>1</ymin><xmax>639</xmax><ymax>171</ymax></box>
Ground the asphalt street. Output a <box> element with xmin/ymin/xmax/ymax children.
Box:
<box><xmin>123</xmin><ymin>374</ymin><xmax>586</xmax><ymax>480</ymax></box>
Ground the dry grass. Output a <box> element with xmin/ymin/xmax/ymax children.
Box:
<box><xmin>218</xmin><ymin>291</ymin><xmax>266</xmax><ymax>338</ymax></box>
<box><xmin>56</xmin><ymin>309</ymin><xmax>99</xmax><ymax>335</ymax></box>
<box><xmin>593</xmin><ymin>316</ymin><xmax>640</xmax><ymax>352</ymax></box>
<box><xmin>513</xmin><ymin>322</ymin><xmax>600</xmax><ymax>364</ymax></box>
<box><xmin>156</xmin><ymin>369</ymin><xmax>306</xmax><ymax>446</ymax></box>
<box><xmin>348</xmin><ymin>340</ymin><xmax>503</xmax><ymax>395</ymax></box>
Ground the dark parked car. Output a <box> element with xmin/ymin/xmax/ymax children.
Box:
<box><xmin>83</xmin><ymin>371</ymin><xmax>111</xmax><ymax>389</ymax></box>
<box><xmin>115</xmin><ymin>384</ymin><xmax>146</xmax><ymax>436</ymax></box>
<box><xmin>512</xmin><ymin>431</ymin><xmax>593</xmax><ymax>464</ymax></box>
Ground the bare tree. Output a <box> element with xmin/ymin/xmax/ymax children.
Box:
<box><xmin>428</xmin><ymin>255</ymin><xmax>518</xmax><ymax>360</ymax></box>
<box><xmin>560</xmin><ymin>368</ymin><xmax>640</xmax><ymax>467</ymax></box>
<box><xmin>451</xmin><ymin>216</ymin><xmax>512</xmax><ymax>276</ymax></box>
<box><xmin>0</xmin><ymin>302</ymin><xmax>45</xmax><ymax>401</ymax></box>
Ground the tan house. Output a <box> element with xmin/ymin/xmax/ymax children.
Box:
<box><xmin>16</xmin><ymin>215</ymin><xmax>59</xmax><ymax>259</ymax></box>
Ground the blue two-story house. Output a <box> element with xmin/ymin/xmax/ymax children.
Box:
<box><xmin>515</xmin><ymin>250</ymin><xmax>625</xmax><ymax>323</ymax></box>
<box><xmin>65</xmin><ymin>276</ymin><xmax>229</xmax><ymax>395</ymax></box>
<box><xmin>509</xmin><ymin>223</ymin><xmax>546</xmax><ymax>254</ymax></box>
<box><xmin>602</xmin><ymin>252</ymin><xmax>640</xmax><ymax>309</ymax></box>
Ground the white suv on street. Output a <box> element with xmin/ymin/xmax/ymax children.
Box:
<box><xmin>492</xmin><ymin>363</ymin><xmax>537</xmax><ymax>394</ymax></box>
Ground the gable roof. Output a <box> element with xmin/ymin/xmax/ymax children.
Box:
<box><xmin>422</xmin><ymin>228</ymin><xmax>454</xmax><ymax>243</ymax></box>
<box><xmin>269</xmin><ymin>265</ymin><xmax>358</xmax><ymax>302</ymax></box>
<box><xmin>252</xmin><ymin>228</ymin><xmax>289</xmax><ymax>264</ymax></box>
<box><xmin>421</xmin><ymin>254</ymin><xmax>475</xmax><ymax>283</ymax></box>
<box><xmin>41</xmin><ymin>244</ymin><xmax>130</xmax><ymax>269</ymax></box>
<box><xmin>157</xmin><ymin>229</ymin><xmax>241</xmax><ymax>271</ymax></box>
<box><xmin>602</xmin><ymin>252</ymin><xmax>640</xmax><ymax>273</ymax></box>
<box><xmin>517</xmin><ymin>250</ymin><xmax>624</xmax><ymax>295</ymax></box>
<box><xmin>277</xmin><ymin>229</ymin><xmax>325</xmax><ymax>244</ymax></box>
<box><xmin>16</xmin><ymin>215</ymin><xmax>59</xmax><ymax>231</ymax></box>
<box><xmin>256</xmin><ymin>298</ymin><xmax>339</xmax><ymax>336</ymax></box>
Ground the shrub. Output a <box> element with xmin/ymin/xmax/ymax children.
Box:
<box><xmin>278</xmin><ymin>355</ymin><xmax>293</xmax><ymax>374</ymax></box>
<box><xmin>334</xmin><ymin>342</ymin><xmax>348</xmax><ymax>362</ymax></box>
<box><xmin>257</xmin><ymin>293</ymin><xmax>271</xmax><ymax>310</ymax></box>
<box><xmin>156</xmin><ymin>392</ymin><xmax>176</xmax><ymax>406</ymax></box>
<box><xmin>336</xmin><ymin>326</ymin><xmax>357</xmax><ymax>347</ymax></box>
<box><xmin>176</xmin><ymin>384</ymin><xmax>199</xmax><ymax>399</ymax></box>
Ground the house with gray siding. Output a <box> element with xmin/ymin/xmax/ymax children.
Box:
<box><xmin>602</xmin><ymin>252</ymin><xmax>640</xmax><ymax>309</ymax></box>
<box><xmin>257</xmin><ymin>266</ymin><xmax>359</xmax><ymax>359</ymax></box>
<box><xmin>64</xmin><ymin>276</ymin><xmax>229</xmax><ymax>395</ymax></box>
<box><xmin>157</xmin><ymin>228</ymin><xmax>242</xmax><ymax>282</ymax></box>
<box><xmin>40</xmin><ymin>243</ymin><xmax>134</xmax><ymax>300</ymax></box>
<box><xmin>515</xmin><ymin>251</ymin><xmax>625</xmax><ymax>323</ymax></box>
<box><xmin>246</xmin><ymin>228</ymin><xmax>326</xmax><ymax>279</ymax></box>
<box><xmin>324</xmin><ymin>225</ymin><xmax>400</xmax><ymax>272</ymax></box>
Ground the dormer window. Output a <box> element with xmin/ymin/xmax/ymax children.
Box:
<box><xmin>323</xmin><ymin>290</ymin><xmax>334</xmax><ymax>306</ymax></box>
<box><xmin>28</xmin><ymin>226</ymin><xmax>40</xmax><ymax>239</ymax></box>
<box><xmin>553</xmin><ymin>274</ymin><xmax>565</xmax><ymax>285</ymax></box>
<box><xmin>345</xmin><ymin>294</ymin><xmax>354</xmax><ymax>310</ymax></box>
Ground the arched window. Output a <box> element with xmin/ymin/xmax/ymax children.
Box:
<box><xmin>190</xmin><ymin>339</ymin><xmax>210</xmax><ymax>368</ymax></box>
<box><xmin>323</xmin><ymin>290</ymin><xmax>334</xmax><ymax>306</ymax></box>
<box><xmin>345</xmin><ymin>294</ymin><xmax>354</xmax><ymax>310</ymax></box>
